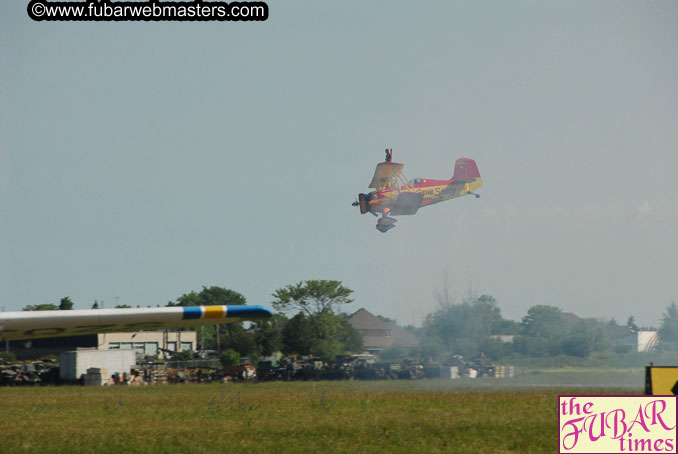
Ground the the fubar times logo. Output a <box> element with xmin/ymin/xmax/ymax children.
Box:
<box><xmin>559</xmin><ymin>396</ymin><xmax>677</xmax><ymax>453</ymax></box>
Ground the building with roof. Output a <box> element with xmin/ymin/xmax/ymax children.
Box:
<box><xmin>100</xmin><ymin>331</ymin><xmax>197</xmax><ymax>357</ymax></box>
<box><xmin>8</xmin><ymin>330</ymin><xmax>197</xmax><ymax>360</ymax></box>
<box><xmin>348</xmin><ymin>308</ymin><xmax>419</xmax><ymax>355</ymax></box>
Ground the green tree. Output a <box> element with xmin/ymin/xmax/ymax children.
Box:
<box><xmin>410</xmin><ymin>337</ymin><xmax>446</xmax><ymax>362</ymax></box>
<box><xmin>474</xmin><ymin>336</ymin><xmax>514</xmax><ymax>360</ymax></box>
<box><xmin>562</xmin><ymin>320</ymin><xmax>606</xmax><ymax>358</ymax></box>
<box><xmin>23</xmin><ymin>304</ymin><xmax>59</xmax><ymax>311</ymax></box>
<box><xmin>378</xmin><ymin>345</ymin><xmax>407</xmax><ymax>360</ymax></box>
<box><xmin>338</xmin><ymin>313</ymin><xmax>363</xmax><ymax>353</ymax></box>
<box><xmin>172</xmin><ymin>286</ymin><xmax>247</xmax><ymax>307</ymax></box>
<box><xmin>659</xmin><ymin>302</ymin><xmax>678</xmax><ymax>342</ymax></box>
<box><xmin>521</xmin><ymin>305</ymin><xmax>567</xmax><ymax>338</ymax></box>
<box><xmin>252</xmin><ymin>314</ymin><xmax>285</xmax><ymax>357</ymax></box>
<box><xmin>169</xmin><ymin>286</ymin><xmax>248</xmax><ymax>352</ymax></box>
<box><xmin>59</xmin><ymin>297</ymin><xmax>74</xmax><ymax>310</ymax></box>
<box><xmin>171</xmin><ymin>351</ymin><xmax>193</xmax><ymax>361</ymax></box>
<box><xmin>220</xmin><ymin>349</ymin><xmax>240</xmax><ymax>367</ymax></box>
<box><xmin>172</xmin><ymin>291</ymin><xmax>200</xmax><ymax>307</ymax></box>
<box><xmin>626</xmin><ymin>316</ymin><xmax>639</xmax><ymax>332</ymax></box>
<box><xmin>273</xmin><ymin>281</ymin><xmax>362</xmax><ymax>359</ymax></box>
<box><xmin>219</xmin><ymin>323</ymin><xmax>256</xmax><ymax>360</ymax></box>
<box><xmin>404</xmin><ymin>324</ymin><xmax>424</xmax><ymax>338</ymax></box>
<box><xmin>272</xmin><ymin>280</ymin><xmax>353</xmax><ymax>316</ymax></box>
<box><xmin>308</xmin><ymin>311</ymin><xmax>348</xmax><ymax>358</ymax></box>
<box><xmin>281</xmin><ymin>312</ymin><xmax>315</xmax><ymax>355</ymax></box>
<box><xmin>423</xmin><ymin>294</ymin><xmax>508</xmax><ymax>350</ymax></box>
<box><xmin>516</xmin><ymin>305</ymin><xmax>568</xmax><ymax>356</ymax></box>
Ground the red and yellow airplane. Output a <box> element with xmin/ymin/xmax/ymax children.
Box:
<box><xmin>353</xmin><ymin>149</ymin><xmax>482</xmax><ymax>232</ymax></box>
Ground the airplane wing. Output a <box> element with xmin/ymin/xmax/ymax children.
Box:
<box><xmin>368</xmin><ymin>162</ymin><xmax>404</xmax><ymax>189</ymax></box>
<box><xmin>0</xmin><ymin>305</ymin><xmax>272</xmax><ymax>341</ymax></box>
<box><xmin>390</xmin><ymin>192</ymin><xmax>424</xmax><ymax>215</ymax></box>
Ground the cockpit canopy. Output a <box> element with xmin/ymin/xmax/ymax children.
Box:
<box><xmin>410</xmin><ymin>177</ymin><xmax>423</xmax><ymax>185</ymax></box>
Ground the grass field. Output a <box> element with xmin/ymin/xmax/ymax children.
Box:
<box><xmin>0</xmin><ymin>374</ymin><xmax>642</xmax><ymax>454</ymax></box>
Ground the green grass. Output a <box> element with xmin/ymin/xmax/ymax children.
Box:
<box><xmin>0</xmin><ymin>379</ymin><xmax>641</xmax><ymax>454</ymax></box>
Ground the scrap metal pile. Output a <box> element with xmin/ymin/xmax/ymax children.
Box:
<box><xmin>0</xmin><ymin>354</ymin><xmax>512</xmax><ymax>386</ymax></box>
<box><xmin>255</xmin><ymin>354</ymin><xmax>512</xmax><ymax>381</ymax></box>
<box><xmin>0</xmin><ymin>358</ymin><xmax>60</xmax><ymax>386</ymax></box>
<box><xmin>255</xmin><ymin>355</ymin><xmax>426</xmax><ymax>381</ymax></box>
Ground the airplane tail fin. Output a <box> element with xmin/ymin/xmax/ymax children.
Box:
<box><xmin>452</xmin><ymin>158</ymin><xmax>480</xmax><ymax>181</ymax></box>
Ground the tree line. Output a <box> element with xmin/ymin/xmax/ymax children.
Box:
<box><xmin>22</xmin><ymin>283</ymin><xmax>678</xmax><ymax>363</ymax></box>
<box><xmin>164</xmin><ymin>281</ymin><xmax>363</xmax><ymax>364</ymax></box>
<box><xmin>411</xmin><ymin>293</ymin><xmax>678</xmax><ymax>362</ymax></box>
<box><xmin>22</xmin><ymin>281</ymin><xmax>362</xmax><ymax>365</ymax></box>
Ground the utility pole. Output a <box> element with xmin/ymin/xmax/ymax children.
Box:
<box><xmin>216</xmin><ymin>324</ymin><xmax>221</xmax><ymax>356</ymax></box>
<box><xmin>200</xmin><ymin>326</ymin><xmax>205</xmax><ymax>356</ymax></box>
<box><xmin>1</xmin><ymin>307</ymin><xmax>7</xmax><ymax>353</ymax></box>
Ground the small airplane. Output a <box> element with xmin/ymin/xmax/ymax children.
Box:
<box><xmin>353</xmin><ymin>149</ymin><xmax>483</xmax><ymax>232</ymax></box>
<box><xmin>0</xmin><ymin>305</ymin><xmax>272</xmax><ymax>341</ymax></box>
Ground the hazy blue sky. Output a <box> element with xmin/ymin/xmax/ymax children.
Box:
<box><xmin>2</xmin><ymin>1</ymin><xmax>676</xmax><ymax>328</ymax></box>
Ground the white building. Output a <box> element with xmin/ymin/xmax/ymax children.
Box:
<box><xmin>97</xmin><ymin>331</ymin><xmax>197</xmax><ymax>357</ymax></box>
<box><xmin>614</xmin><ymin>330</ymin><xmax>659</xmax><ymax>352</ymax></box>
<box><xmin>59</xmin><ymin>349</ymin><xmax>137</xmax><ymax>381</ymax></box>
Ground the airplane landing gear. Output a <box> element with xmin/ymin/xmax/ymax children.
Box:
<box><xmin>376</xmin><ymin>215</ymin><xmax>397</xmax><ymax>233</ymax></box>
<box><xmin>468</xmin><ymin>191</ymin><xmax>480</xmax><ymax>199</ymax></box>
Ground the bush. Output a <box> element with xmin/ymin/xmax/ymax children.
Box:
<box><xmin>378</xmin><ymin>346</ymin><xmax>407</xmax><ymax>361</ymax></box>
<box><xmin>220</xmin><ymin>348</ymin><xmax>240</xmax><ymax>367</ymax></box>
<box><xmin>171</xmin><ymin>351</ymin><xmax>193</xmax><ymax>361</ymax></box>
<box><xmin>614</xmin><ymin>344</ymin><xmax>633</xmax><ymax>354</ymax></box>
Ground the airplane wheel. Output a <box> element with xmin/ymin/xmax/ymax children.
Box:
<box><xmin>376</xmin><ymin>224</ymin><xmax>394</xmax><ymax>233</ymax></box>
<box><xmin>475</xmin><ymin>194</ymin><xmax>480</xmax><ymax>199</ymax></box>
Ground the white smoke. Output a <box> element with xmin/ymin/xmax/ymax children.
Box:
<box><xmin>481</xmin><ymin>200</ymin><xmax>678</xmax><ymax>223</ymax></box>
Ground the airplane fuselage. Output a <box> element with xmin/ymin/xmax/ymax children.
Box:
<box><xmin>367</xmin><ymin>176</ymin><xmax>483</xmax><ymax>214</ymax></box>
